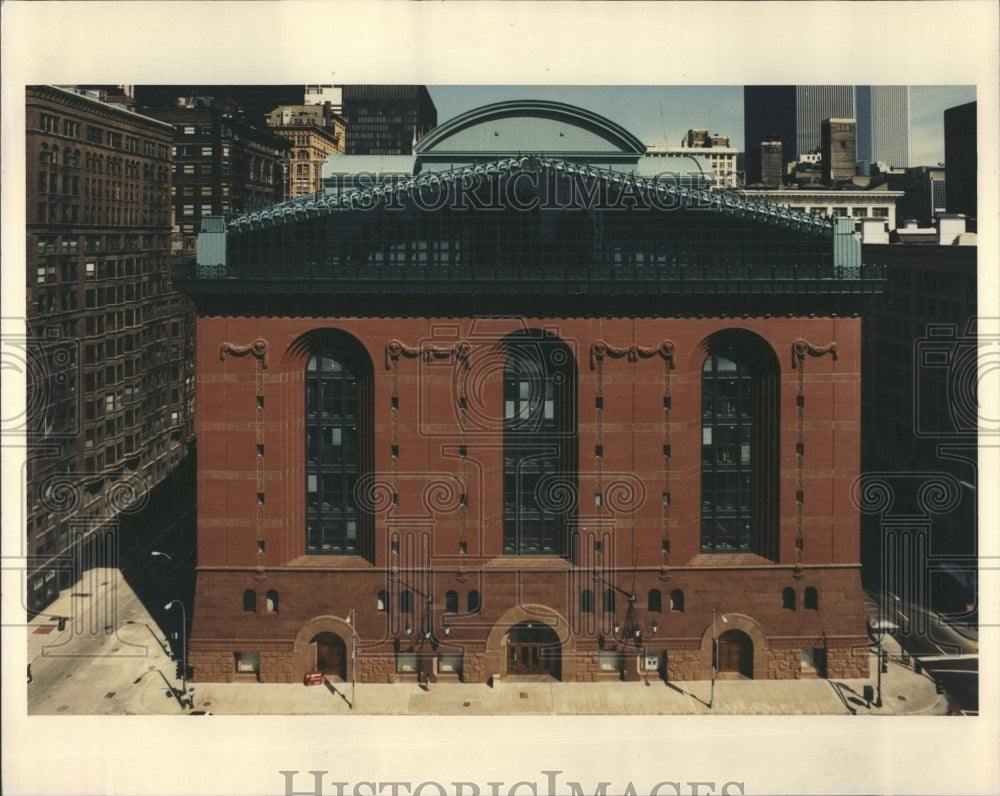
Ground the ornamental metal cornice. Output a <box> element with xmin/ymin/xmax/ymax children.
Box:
<box><xmin>227</xmin><ymin>156</ymin><xmax>834</xmax><ymax>238</ymax></box>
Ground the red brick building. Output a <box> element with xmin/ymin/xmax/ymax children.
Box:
<box><xmin>176</xmin><ymin>100</ymin><xmax>880</xmax><ymax>686</ymax></box>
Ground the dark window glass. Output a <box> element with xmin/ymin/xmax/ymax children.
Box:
<box><xmin>306</xmin><ymin>347</ymin><xmax>360</xmax><ymax>553</ymax></box>
<box><xmin>502</xmin><ymin>335</ymin><xmax>576</xmax><ymax>556</ymax></box>
<box><xmin>701</xmin><ymin>348</ymin><xmax>754</xmax><ymax>552</ymax></box>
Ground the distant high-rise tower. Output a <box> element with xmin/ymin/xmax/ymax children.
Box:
<box><xmin>944</xmin><ymin>100</ymin><xmax>976</xmax><ymax>224</ymax></box>
<box><xmin>744</xmin><ymin>85</ymin><xmax>853</xmax><ymax>171</ymax></box>
<box><xmin>856</xmin><ymin>86</ymin><xmax>910</xmax><ymax>168</ymax></box>
<box><xmin>743</xmin><ymin>86</ymin><xmax>797</xmax><ymax>168</ymax></box>
<box><xmin>796</xmin><ymin>86</ymin><xmax>854</xmax><ymax>154</ymax></box>
<box><xmin>340</xmin><ymin>85</ymin><xmax>437</xmax><ymax>155</ymax></box>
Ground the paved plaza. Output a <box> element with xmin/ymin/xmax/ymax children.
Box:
<box><xmin>25</xmin><ymin>568</ymin><xmax>951</xmax><ymax>717</ymax></box>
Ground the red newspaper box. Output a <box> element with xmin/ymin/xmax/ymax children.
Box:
<box><xmin>303</xmin><ymin>670</ymin><xmax>324</xmax><ymax>686</ymax></box>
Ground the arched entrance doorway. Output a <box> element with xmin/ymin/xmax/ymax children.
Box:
<box><xmin>310</xmin><ymin>632</ymin><xmax>346</xmax><ymax>679</ymax></box>
<box><xmin>506</xmin><ymin>622</ymin><xmax>561</xmax><ymax>679</ymax></box>
<box><xmin>717</xmin><ymin>629</ymin><xmax>753</xmax><ymax>678</ymax></box>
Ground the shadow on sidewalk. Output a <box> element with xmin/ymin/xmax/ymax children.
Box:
<box><xmin>826</xmin><ymin>680</ymin><xmax>863</xmax><ymax>714</ymax></box>
<box><xmin>664</xmin><ymin>680</ymin><xmax>709</xmax><ymax>708</ymax></box>
<box><xmin>324</xmin><ymin>677</ymin><xmax>352</xmax><ymax>709</ymax></box>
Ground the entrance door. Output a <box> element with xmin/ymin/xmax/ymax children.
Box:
<box><xmin>312</xmin><ymin>632</ymin><xmax>346</xmax><ymax>679</ymax></box>
<box><xmin>506</xmin><ymin>622</ymin><xmax>560</xmax><ymax>678</ymax></box>
<box><xmin>717</xmin><ymin>629</ymin><xmax>753</xmax><ymax>678</ymax></box>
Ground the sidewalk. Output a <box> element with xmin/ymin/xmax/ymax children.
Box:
<box><xmin>26</xmin><ymin>568</ymin><xmax>951</xmax><ymax>717</ymax></box>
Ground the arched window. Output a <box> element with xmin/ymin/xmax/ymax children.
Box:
<box><xmin>399</xmin><ymin>590</ymin><xmax>413</xmax><ymax>614</ymax></box>
<box><xmin>804</xmin><ymin>587</ymin><xmax>818</xmax><ymax>610</ymax></box>
<box><xmin>39</xmin><ymin>145</ymin><xmax>49</xmax><ymax>165</ymax></box>
<box><xmin>444</xmin><ymin>590</ymin><xmax>459</xmax><ymax>613</ymax></box>
<box><xmin>265</xmin><ymin>589</ymin><xmax>279</xmax><ymax>613</ymax></box>
<box><xmin>467</xmin><ymin>590</ymin><xmax>481</xmax><ymax>614</ymax></box>
<box><xmin>670</xmin><ymin>588</ymin><xmax>685</xmax><ymax>612</ymax></box>
<box><xmin>647</xmin><ymin>589</ymin><xmax>662</xmax><ymax>613</ymax></box>
<box><xmin>782</xmin><ymin>587</ymin><xmax>796</xmax><ymax>610</ymax></box>
<box><xmin>242</xmin><ymin>589</ymin><xmax>256</xmax><ymax>613</ymax></box>
<box><xmin>502</xmin><ymin>332</ymin><xmax>577</xmax><ymax>556</ymax></box>
<box><xmin>700</xmin><ymin>331</ymin><xmax>780</xmax><ymax>558</ymax></box>
<box><xmin>581</xmin><ymin>589</ymin><xmax>594</xmax><ymax>614</ymax></box>
<box><xmin>603</xmin><ymin>589</ymin><xmax>616</xmax><ymax>613</ymax></box>
<box><xmin>303</xmin><ymin>331</ymin><xmax>372</xmax><ymax>557</ymax></box>
<box><xmin>377</xmin><ymin>590</ymin><xmax>389</xmax><ymax>612</ymax></box>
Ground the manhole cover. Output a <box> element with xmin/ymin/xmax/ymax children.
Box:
<box><xmin>56</xmin><ymin>705</ymin><xmax>69</xmax><ymax>712</ymax></box>
<box><xmin>462</xmin><ymin>701</ymin><xmax>471</xmax><ymax>707</ymax></box>
<box><xmin>519</xmin><ymin>692</ymin><xmax>528</xmax><ymax>699</ymax></box>
<box><xmin>147</xmin><ymin>666</ymin><xmax>156</xmax><ymax>671</ymax></box>
<box><xmin>203</xmin><ymin>701</ymin><xmax>212</xmax><ymax>707</ymax></box>
<box><xmin>897</xmin><ymin>695</ymin><xmax>906</xmax><ymax>701</ymax></box>
<box><xmin>105</xmin><ymin>692</ymin><xmax>116</xmax><ymax>699</ymax></box>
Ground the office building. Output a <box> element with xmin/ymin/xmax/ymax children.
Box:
<box><xmin>821</xmin><ymin>118</ymin><xmax>857</xmax><ymax>184</ymax></box>
<box><xmin>743</xmin><ymin>86</ymin><xmax>798</xmax><ymax>170</ymax></box>
<box><xmin>176</xmin><ymin>99</ymin><xmax>878</xmax><ymax>686</ymax></box>
<box><xmin>746</xmin><ymin>86</ymin><xmax>910</xmax><ymax>174</ymax></box>
<box><xmin>797</xmin><ymin>87</ymin><xmax>854</xmax><ymax>155</ymax></box>
<box><xmin>747</xmin><ymin>139</ymin><xmax>784</xmax><ymax>187</ymax></box>
<box><xmin>944</xmin><ymin>101</ymin><xmax>976</xmax><ymax>225</ymax></box>
<box><xmin>646</xmin><ymin>129</ymin><xmax>739</xmax><ymax>189</ymax></box>
<box><xmin>860</xmin><ymin>242</ymin><xmax>977</xmax><ymax>615</ymax></box>
<box><xmin>340</xmin><ymin>85</ymin><xmax>437</xmax><ymax>155</ymax></box>
<box><xmin>265</xmin><ymin>104</ymin><xmax>346</xmax><ymax>199</ymax></box>
<box><xmin>141</xmin><ymin>98</ymin><xmax>290</xmax><ymax>253</ymax></box>
<box><xmin>855</xmin><ymin>86</ymin><xmax>910</xmax><ymax>169</ymax></box>
<box><xmin>25</xmin><ymin>85</ymin><xmax>194</xmax><ymax>612</ymax></box>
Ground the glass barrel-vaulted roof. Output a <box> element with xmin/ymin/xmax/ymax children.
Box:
<box><xmin>178</xmin><ymin>100</ymin><xmax>883</xmax><ymax>308</ymax></box>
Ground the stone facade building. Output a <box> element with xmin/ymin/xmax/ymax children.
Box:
<box><xmin>25</xmin><ymin>85</ymin><xmax>194</xmax><ymax>612</ymax></box>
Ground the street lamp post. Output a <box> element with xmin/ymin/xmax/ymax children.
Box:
<box><xmin>164</xmin><ymin>599</ymin><xmax>189</xmax><ymax>708</ymax></box>
<box><xmin>151</xmin><ymin>551</ymin><xmax>173</xmax><ymax>561</ymax></box>
<box><xmin>710</xmin><ymin>608</ymin><xmax>727</xmax><ymax>709</ymax></box>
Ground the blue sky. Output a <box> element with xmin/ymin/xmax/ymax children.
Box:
<box><xmin>428</xmin><ymin>86</ymin><xmax>976</xmax><ymax>167</ymax></box>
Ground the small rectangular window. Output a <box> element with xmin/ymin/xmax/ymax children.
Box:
<box><xmin>663</xmin><ymin>444</ymin><xmax>671</xmax><ymax>458</ymax></box>
<box><xmin>595</xmin><ymin>445</ymin><xmax>603</xmax><ymax>458</ymax></box>
<box><xmin>257</xmin><ymin>445</ymin><xmax>264</xmax><ymax>457</ymax></box>
<box><xmin>234</xmin><ymin>651</ymin><xmax>260</xmax><ymax>674</ymax></box>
